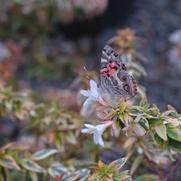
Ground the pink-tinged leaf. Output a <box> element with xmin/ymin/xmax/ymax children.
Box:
<box><xmin>134</xmin><ymin>124</ymin><xmax>146</xmax><ymax>136</ymax></box>
<box><xmin>0</xmin><ymin>155</ymin><xmax>20</xmax><ymax>171</ymax></box>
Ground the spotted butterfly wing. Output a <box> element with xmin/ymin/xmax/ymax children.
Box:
<box><xmin>99</xmin><ymin>45</ymin><xmax>137</xmax><ymax>102</ymax></box>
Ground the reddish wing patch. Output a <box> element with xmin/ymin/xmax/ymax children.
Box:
<box><xmin>101</xmin><ymin>61</ymin><xmax>119</xmax><ymax>76</ymax></box>
<box><xmin>100</xmin><ymin>45</ymin><xmax>137</xmax><ymax>99</ymax></box>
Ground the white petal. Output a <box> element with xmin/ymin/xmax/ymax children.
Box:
<box><xmin>84</xmin><ymin>124</ymin><xmax>95</xmax><ymax>129</ymax></box>
<box><xmin>96</xmin><ymin>124</ymin><xmax>110</xmax><ymax>134</ymax></box>
<box><xmin>81</xmin><ymin>128</ymin><xmax>90</xmax><ymax>133</ymax></box>
<box><xmin>90</xmin><ymin>80</ymin><xmax>99</xmax><ymax>98</ymax></box>
<box><xmin>93</xmin><ymin>131</ymin><xmax>99</xmax><ymax>145</ymax></box>
<box><xmin>95</xmin><ymin>130</ymin><xmax>104</xmax><ymax>146</ymax></box>
<box><xmin>81</xmin><ymin>101</ymin><xmax>94</xmax><ymax>117</ymax></box>
<box><xmin>83</xmin><ymin>98</ymin><xmax>92</xmax><ymax>108</ymax></box>
<box><xmin>80</xmin><ymin>90</ymin><xmax>90</xmax><ymax>97</ymax></box>
<box><xmin>81</xmin><ymin>124</ymin><xmax>96</xmax><ymax>134</ymax></box>
<box><xmin>90</xmin><ymin>80</ymin><xmax>97</xmax><ymax>90</ymax></box>
<box><xmin>81</xmin><ymin>98</ymin><xmax>95</xmax><ymax>117</ymax></box>
<box><xmin>81</xmin><ymin>128</ymin><xmax>94</xmax><ymax>134</ymax></box>
<box><xmin>97</xmin><ymin>135</ymin><xmax>104</xmax><ymax>146</ymax></box>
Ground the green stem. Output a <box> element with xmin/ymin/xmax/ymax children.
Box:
<box><xmin>1</xmin><ymin>167</ymin><xmax>9</xmax><ymax>181</ymax></box>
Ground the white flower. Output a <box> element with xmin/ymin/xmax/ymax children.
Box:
<box><xmin>169</xmin><ymin>29</ymin><xmax>181</xmax><ymax>44</ymax></box>
<box><xmin>80</xmin><ymin>80</ymin><xmax>100</xmax><ymax>105</ymax></box>
<box><xmin>80</xmin><ymin>80</ymin><xmax>101</xmax><ymax>116</ymax></box>
<box><xmin>81</xmin><ymin>122</ymin><xmax>112</xmax><ymax>146</ymax></box>
<box><xmin>80</xmin><ymin>80</ymin><xmax>109</xmax><ymax>117</ymax></box>
<box><xmin>80</xmin><ymin>80</ymin><xmax>104</xmax><ymax>115</ymax></box>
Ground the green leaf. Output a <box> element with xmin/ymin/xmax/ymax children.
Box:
<box><xmin>65</xmin><ymin>132</ymin><xmax>77</xmax><ymax>144</ymax></box>
<box><xmin>128</xmin><ymin>108</ymin><xmax>143</xmax><ymax>116</ymax></box>
<box><xmin>135</xmin><ymin>174</ymin><xmax>159</xmax><ymax>181</ymax></box>
<box><xmin>63</xmin><ymin>173</ymin><xmax>79</xmax><ymax>181</ymax></box>
<box><xmin>118</xmin><ymin>170</ymin><xmax>131</xmax><ymax>180</ymax></box>
<box><xmin>77</xmin><ymin>169</ymin><xmax>90</xmax><ymax>179</ymax></box>
<box><xmin>155</xmin><ymin>124</ymin><xmax>167</xmax><ymax>141</ymax></box>
<box><xmin>21</xmin><ymin>159</ymin><xmax>46</xmax><ymax>173</ymax></box>
<box><xmin>130</xmin><ymin>156</ymin><xmax>142</xmax><ymax>175</ymax></box>
<box><xmin>0</xmin><ymin>155</ymin><xmax>20</xmax><ymax>171</ymax></box>
<box><xmin>111</xmin><ymin>157</ymin><xmax>128</xmax><ymax>169</ymax></box>
<box><xmin>119</xmin><ymin>113</ymin><xmax>128</xmax><ymax>123</ymax></box>
<box><xmin>139</xmin><ymin>118</ymin><xmax>149</xmax><ymax>130</ymax></box>
<box><xmin>167</xmin><ymin>126</ymin><xmax>181</xmax><ymax>142</ymax></box>
<box><xmin>31</xmin><ymin>149</ymin><xmax>58</xmax><ymax>161</ymax></box>
<box><xmin>48</xmin><ymin>163</ymin><xmax>67</xmax><ymax>177</ymax></box>
<box><xmin>63</xmin><ymin>169</ymin><xmax>90</xmax><ymax>181</ymax></box>
<box><xmin>168</xmin><ymin>139</ymin><xmax>181</xmax><ymax>150</ymax></box>
<box><xmin>154</xmin><ymin>134</ymin><xmax>167</xmax><ymax>147</ymax></box>
<box><xmin>148</xmin><ymin>118</ymin><xmax>162</xmax><ymax>126</ymax></box>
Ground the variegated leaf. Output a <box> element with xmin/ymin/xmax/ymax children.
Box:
<box><xmin>155</xmin><ymin>124</ymin><xmax>167</xmax><ymax>141</ymax></box>
<box><xmin>31</xmin><ymin>149</ymin><xmax>58</xmax><ymax>161</ymax></box>
<box><xmin>167</xmin><ymin>126</ymin><xmax>181</xmax><ymax>142</ymax></box>
<box><xmin>21</xmin><ymin>159</ymin><xmax>46</xmax><ymax>173</ymax></box>
<box><xmin>0</xmin><ymin>155</ymin><xmax>20</xmax><ymax>171</ymax></box>
<box><xmin>48</xmin><ymin>163</ymin><xmax>68</xmax><ymax>177</ymax></box>
<box><xmin>111</xmin><ymin>157</ymin><xmax>128</xmax><ymax>169</ymax></box>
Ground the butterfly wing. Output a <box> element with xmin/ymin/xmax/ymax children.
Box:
<box><xmin>100</xmin><ymin>45</ymin><xmax>137</xmax><ymax>101</ymax></box>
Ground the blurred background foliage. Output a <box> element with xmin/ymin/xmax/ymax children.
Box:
<box><xmin>0</xmin><ymin>0</ymin><xmax>181</xmax><ymax>180</ymax></box>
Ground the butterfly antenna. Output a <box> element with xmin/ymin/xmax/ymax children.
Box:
<box><xmin>83</xmin><ymin>66</ymin><xmax>92</xmax><ymax>80</ymax></box>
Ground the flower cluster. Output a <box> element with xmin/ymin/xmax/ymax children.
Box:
<box><xmin>80</xmin><ymin>79</ymin><xmax>181</xmax><ymax>154</ymax></box>
<box><xmin>80</xmin><ymin>80</ymin><xmax>116</xmax><ymax>146</ymax></box>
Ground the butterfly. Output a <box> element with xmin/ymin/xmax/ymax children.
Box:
<box><xmin>99</xmin><ymin>45</ymin><xmax>137</xmax><ymax>104</ymax></box>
